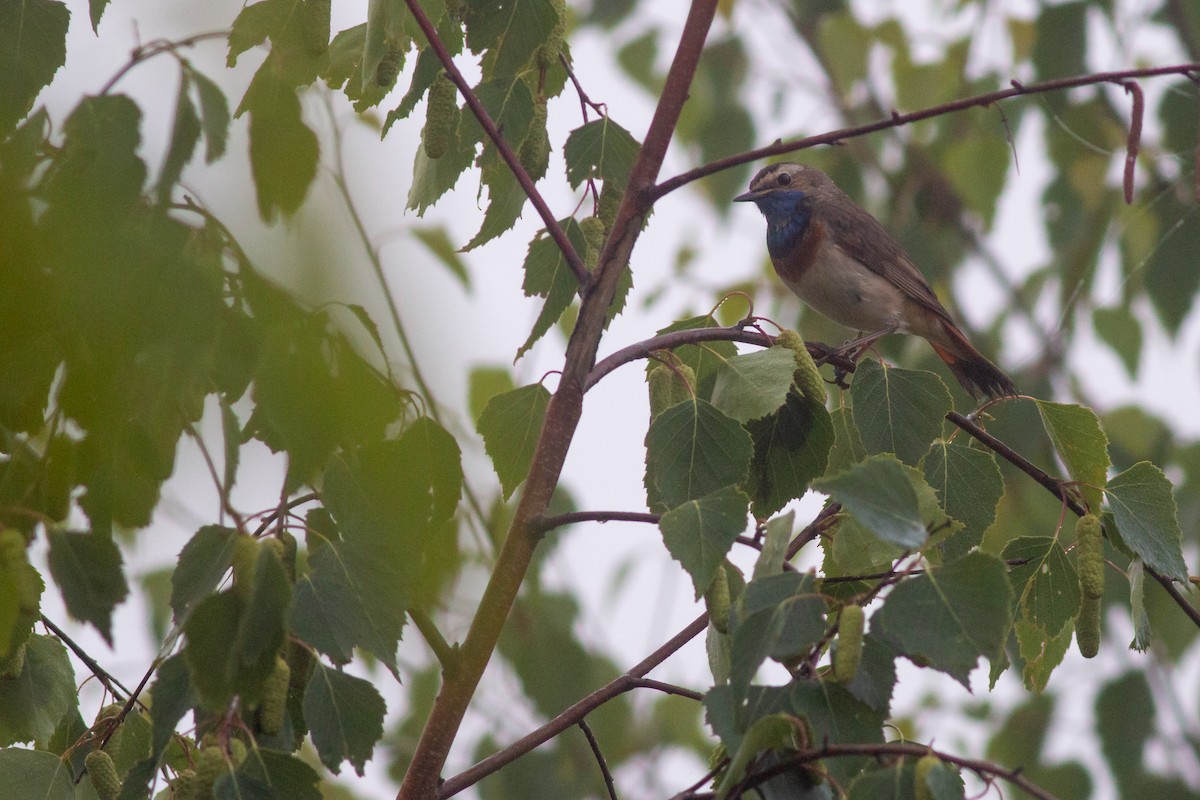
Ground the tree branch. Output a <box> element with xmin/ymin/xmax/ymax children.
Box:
<box><xmin>946</xmin><ymin>410</ymin><xmax>1200</xmax><ymax>627</ymax></box>
<box><xmin>585</xmin><ymin>326</ymin><xmax>856</xmax><ymax>391</ymax></box>
<box><xmin>397</xmin><ymin>4</ymin><xmax>722</xmax><ymax>797</ymax></box>
<box><xmin>40</xmin><ymin>615</ymin><xmax>135</xmax><ymax>702</ymax></box>
<box><xmin>651</xmin><ymin>63</ymin><xmax>1200</xmax><ymax>200</ymax></box>
<box><xmin>726</xmin><ymin>742</ymin><xmax>1059</xmax><ymax>800</ymax></box>
<box><xmin>438</xmin><ymin>504</ymin><xmax>837</xmax><ymax>797</ymax></box>
<box><xmin>402</xmin><ymin>0</ymin><xmax>588</xmax><ymax>287</ymax></box>
<box><xmin>535</xmin><ymin>510</ymin><xmax>661</xmax><ymax>533</ymax></box>
<box><xmin>578</xmin><ymin>719</ymin><xmax>619</xmax><ymax>800</ymax></box>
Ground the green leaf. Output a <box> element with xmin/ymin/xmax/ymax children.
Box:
<box><xmin>88</xmin><ymin>0</ymin><xmax>110</xmax><ymax>31</ymax></box>
<box><xmin>0</xmin><ymin>748</ymin><xmax>74</xmax><ymax>800</ymax></box>
<box><xmin>362</xmin><ymin>0</ymin><xmax>409</xmax><ymax>95</ymax></box>
<box><xmin>648</xmin><ymin>315</ymin><xmax>738</xmax><ymax>392</ymax></box>
<box><xmin>658</xmin><ymin>487</ymin><xmax>749</xmax><ymax>598</ymax></box>
<box><xmin>1096</xmin><ymin>671</ymin><xmax>1153</xmax><ymax>792</ymax></box>
<box><xmin>0</xmin><ymin>634</ymin><xmax>77</xmax><ymax>747</ymax></box>
<box><xmin>816</xmin><ymin>13</ymin><xmax>871</xmax><ymax>95</ymax></box>
<box><xmin>215</xmin><ymin>749</ymin><xmax>322</xmax><ymax>800</ymax></box>
<box><xmin>941</xmin><ymin>126</ymin><xmax>1010</xmax><ymax>226</ymax></box>
<box><xmin>1129</xmin><ymin>556</ymin><xmax>1151</xmax><ymax>652</ymax></box>
<box><xmin>228</xmin><ymin>0</ymin><xmax>281</xmax><ymax>66</ymax></box>
<box><xmin>1033</xmin><ymin>1</ymin><xmax>1087</xmax><ymax>82</ymax></box>
<box><xmin>459</xmin><ymin>78</ymin><xmax>535</xmax><ymax>154</ymax></box>
<box><xmin>1034</xmin><ymin>399</ymin><xmax>1109</xmax><ymax>513</ymax></box>
<box><xmin>850</xmin><ymin>360</ymin><xmax>953</xmax><ymax>466</ymax></box>
<box><xmin>1105</xmin><ymin>462</ymin><xmax>1188</xmax><ymax>583</ymax></box>
<box><xmin>1093</xmin><ymin>306</ymin><xmax>1142</xmax><ymax>378</ymax></box>
<box><xmin>304</xmin><ymin>661</ymin><xmax>387</xmax><ymax>776</ymax></box>
<box><xmin>0</xmin><ymin>0</ymin><xmax>69</xmax><ymax>137</ymax></box>
<box><xmin>462</xmin><ymin>164</ymin><xmax>529</xmax><ymax>250</ymax></box>
<box><xmin>240</xmin><ymin>66</ymin><xmax>319</xmax><ymax>220</ymax></box>
<box><xmin>872</xmin><ymin>551</ymin><xmax>1014</xmax><ymax>686</ymax></box>
<box><xmin>842</xmin><ymin>633</ymin><xmax>897</xmax><ymax>714</ymax></box>
<box><xmin>406</xmin><ymin>132</ymin><xmax>476</xmax><ymax>215</ymax></box>
<box><xmin>0</xmin><ymin>531</ymin><xmax>43</xmax><ymax>657</ymax></box>
<box><xmin>45</xmin><ymin>530</ymin><xmax>129</xmax><ymax>644</ymax></box>
<box><xmin>563</xmin><ymin>117</ymin><xmax>641</xmax><ymax>190</ymax></box>
<box><xmin>728</xmin><ymin>573</ymin><xmax>825</xmax><ymax>699</ymax></box>
<box><xmin>753</xmin><ymin>511</ymin><xmax>793</xmax><ymax>579</ymax></box>
<box><xmin>412</xmin><ymin>226</ymin><xmax>470</xmax><ymax>289</ymax></box>
<box><xmin>827</xmin><ymin>404</ymin><xmax>866</xmax><ymax>474</ymax></box>
<box><xmin>184</xmin><ymin>549</ymin><xmax>291</xmax><ymax>710</ymax></box>
<box><xmin>1015</xmin><ymin>616</ymin><xmax>1071</xmax><ymax>692</ymax></box>
<box><xmin>468</xmin><ymin>366</ymin><xmax>514</xmax><ymax>422</ymax></box>
<box><xmin>921</xmin><ymin>438</ymin><xmax>1003</xmax><ymax>560</ymax></box>
<box><xmin>148</xmin><ymin>653</ymin><xmax>194</xmax><ymax>760</ymax></box>
<box><xmin>709</xmin><ymin>347</ymin><xmax>797</xmax><ymax>424</ymax></box>
<box><xmin>1004</xmin><ymin>536</ymin><xmax>1080</xmax><ymax>637</ymax></box>
<box><xmin>156</xmin><ymin>74</ymin><xmax>202</xmax><ymax>204</ymax></box>
<box><xmin>746</xmin><ymin>388</ymin><xmax>834</xmax><ymax>517</ymax></box>
<box><xmin>515</xmin><ymin>219</ymin><xmax>586</xmax><ymax>360</ymax></box>
<box><xmin>170</xmin><ymin>525</ymin><xmax>237</xmax><ymax>624</ymax></box>
<box><xmin>477</xmin><ymin>383</ymin><xmax>551</xmax><ymax>500</ymax></box>
<box><xmin>186</xmin><ymin>67</ymin><xmax>230</xmax><ymax>163</ymax></box>
<box><xmin>465</xmin><ymin>0</ymin><xmax>559</xmax><ymax>79</ymax></box>
<box><xmin>815</xmin><ymin>454</ymin><xmax>927</xmax><ymax>549</ymax></box>
<box><xmin>644</xmin><ymin>398</ymin><xmax>753</xmax><ymax>509</ymax></box>
<box><xmin>220</xmin><ymin>399</ymin><xmax>240</xmax><ymax>498</ymax></box>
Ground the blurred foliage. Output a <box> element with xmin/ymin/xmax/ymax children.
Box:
<box><xmin>0</xmin><ymin>0</ymin><xmax>1199</xmax><ymax>799</ymax></box>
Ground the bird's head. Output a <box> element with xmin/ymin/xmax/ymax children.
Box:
<box><xmin>733</xmin><ymin>163</ymin><xmax>831</xmax><ymax>221</ymax></box>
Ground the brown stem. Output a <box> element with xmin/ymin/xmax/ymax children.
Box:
<box><xmin>651</xmin><ymin>63</ymin><xmax>1200</xmax><ymax>200</ymax></box>
<box><xmin>396</xmin><ymin>4</ymin><xmax>721</xmax><ymax>797</ymax></box>
<box><xmin>401</xmin><ymin>0</ymin><xmax>588</xmax><ymax>287</ymax></box>
<box><xmin>438</xmin><ymin>505</ymin><xmax>836</xmax><ymax>796</ymax></box>
<box><xmin>535</xmin><ymin>510</ymin><xmax>661</xmax><ymax>533</ymax></box>
<box><xmin>946</xmin><ymin>410</ymin><xmax>1200</xmax><ymax>626</ymax></box>
<box><xmin>578</xmin><ymin>719</ymin><xmax>619</xmax><ymax>800</ymax></box>
<box><xmin>40</xmin><ymin>615</ymin><xmax>135</xmax><ymax>702</ymax></box>
<box><xmin>729</xmin><ymin>742</ymin><xmax>1059</xmax><ymax>800</ymax></box>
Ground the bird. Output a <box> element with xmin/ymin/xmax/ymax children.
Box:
<box><xmin>734</xmin><ymin>162</ymin><xmax>1017</xmax><ymax>400</ymax></box>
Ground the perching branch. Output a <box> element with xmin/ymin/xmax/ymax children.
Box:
<box><xmin>651</xmin><ymin>63</ymin><xmax>1200</xmax><ymax>200</ymax></box>
<box><xmin>438</xmin><ymin>504</ymin><xmax>840</xmax><ymax>797</ymax></box>
<box><xmin>722</xmin><ymin>742</ymin><xmax>1059</xmax><ymax>800</ymax></box>
<box><xmin>40</xmin><ymin>615</ymin><xmax>134</xmax><ymax>702</ymax></box>
<box><xmin>578</xmin><ymin>719</ymin><xmax>619</xmax><ymax>800</ymax></box>
<box><xmin>396</xmin><ymin>4</ymin><xmax>722</xmax><ymax>797</ymax></box>
<box><xmin>534</xmin><ymin>510</ymin><xmax>661</xmax><ymax>534</ymax></box>
<box><xmin>402</xmin><ymin>0</ymin><xmax>588</xmax><ymax>287</ymax></box>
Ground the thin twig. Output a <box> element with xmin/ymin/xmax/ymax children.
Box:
<box><xmin>438</xmin><ymin>505</ymin><xmax>834</xmax><ymax>797</ymax></box>
<box><xmin>578</xmin><ymin>719</ymin><xmax>619</xmax><ymax>800</ymax></box>
<box><xmin>398</xmin><ymin>4</ymin><xmax>724</xmax><ymax>797</ymax></box>
<box><xmin>652</xmin><ymin>63</ymin><xmax>1200</xmax><ymax>200</ymax></box>
<box><xmin>402</xmin><ymin>0</ymin><xmax>588</xmax><ymax>287</ymax></box>
<box><xmin>40</xmin><ymin>615</ymin><xmax>135</xmax><ymax>701</ymax></box>
<box><xmin>98</xmin><ymin>31</ymin><xmax>229</xmax><ymax>95</ymax></box>
<box><xmin>535</xmin><ymin>510</ymin><xmax>661</xmax><ymax>533</ymax></box>
<box><xmin>729</xmin><ymin>742</ymin><xmax>1059</xmax><ymax>800</ymax></box>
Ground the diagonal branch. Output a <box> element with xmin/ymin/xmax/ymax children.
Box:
<box><xmin>402</xmin><ymin>0</ymin><xmax>588</xmax><ymax>286</ymax></box>
<box><xmin>396</xmin><ymin>4</ymin><xmax>722</xmax><ymax>798</ymax></box>
<box><xmin>651</xmin><ymin>63</ymin><xmax>1200</xmax><ymax>200</ymax></box>
<box><xmin>729</xmin><ymin>742</ymin><xmax>1059</xmax><ymax>800</ymax></box>
<box><xmin>437</xmin><ymin>504</ymin><xmax>840</xmax><ymax>797</ymax></box>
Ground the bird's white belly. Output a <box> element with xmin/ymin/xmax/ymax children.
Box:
<box><xmin>781</xmin><ymin>245</ymin><xmax>907</xmax><ymax>333</ymax></box>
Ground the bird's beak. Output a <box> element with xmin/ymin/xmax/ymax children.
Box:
<box><xmin>732</xmin><ymin>189</ymin><xmax>762</xmax><ymax>203</ymax></box>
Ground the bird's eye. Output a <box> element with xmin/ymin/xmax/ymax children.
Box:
<box><xmin>777</xmin><ymin>173</ymin><xmax>792</xmax><ymax>186</ymax></box>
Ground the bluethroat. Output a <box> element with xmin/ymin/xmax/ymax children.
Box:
<box><xmin>735</xmin><ymin>163</ymin><xmax>1017</xmax><ymax>400</ymax></box>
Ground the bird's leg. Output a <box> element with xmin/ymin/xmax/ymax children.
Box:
<box><xmin>835</xmin><ymin>326</ymin><xmax>897</xmax><ymax>362</ymax></box>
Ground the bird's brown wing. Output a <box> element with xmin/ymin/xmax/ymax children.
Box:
<box><xmin>817</xmin><ymin>194</ymin><xmax>957</xmax><ymax>324</ymax></box>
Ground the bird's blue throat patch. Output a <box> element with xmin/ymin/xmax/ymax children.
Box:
<box><xmin>755</xmin><ymin>190</ymin><xmax>812</xmax><ymax>259</ymax></box>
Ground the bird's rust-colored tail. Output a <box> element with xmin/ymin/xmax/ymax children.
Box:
<box><xmin>928</xmin><ymin>322</ymin><xmax>1017</xmax><ymax>400</ymax></box>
